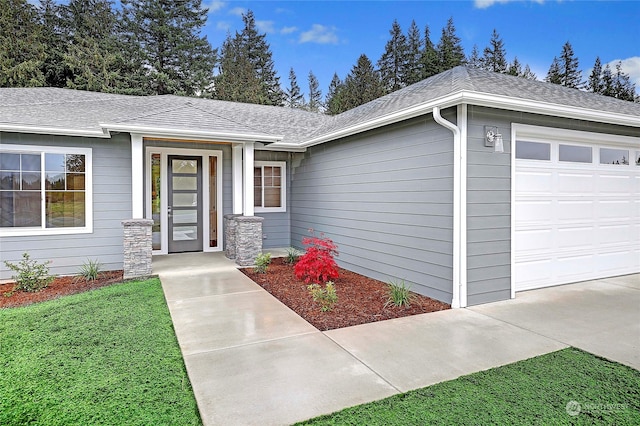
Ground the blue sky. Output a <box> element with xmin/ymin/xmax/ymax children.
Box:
<box><xmin>201</xmin><ymin>0</ymin><xmax>640</xmax><ymax>98</ymax></box>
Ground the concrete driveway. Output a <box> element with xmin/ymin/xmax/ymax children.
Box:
<box><xmin>154</xmin><ymin>253</ymin><xmax>639</xmax><ymax>425</ymax></box>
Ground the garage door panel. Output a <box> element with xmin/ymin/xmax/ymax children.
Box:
<box><xmin>515</xmin><ymin>137</ymin><xmax>639</xmax><ymax>292</ymax></box>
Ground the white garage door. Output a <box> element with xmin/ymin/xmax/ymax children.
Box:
<box><xmin>514</xmin><ymin>132</ymin><xmax>640</xmax><ymax>292</ymax></box>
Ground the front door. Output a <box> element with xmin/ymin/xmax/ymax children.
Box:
<box><xmin>168</xmin><ymin>156</ymin><xmax>202</xmax><ymax>253</ymax></box>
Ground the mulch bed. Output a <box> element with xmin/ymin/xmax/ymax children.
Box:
<box><xmin>241</xmin><ymin>258</ymin><xmax>450</xmax><ymax>331</ymax></box>
<box><xmin>0</xmin><ymin>271</ymin><xmax>124</xmax><ymax>309</ymax></box>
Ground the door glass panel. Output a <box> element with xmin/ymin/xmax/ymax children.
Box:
<box><xmin>516</xmin><ymin>141</ymin><xmax>550</xmax><ymax>160</ymax></box>
<box><xmin>600</xmin><ymin>148</ymin><xmax>629</xmax><ymax>165</ymax></box>
<box><xmin>172</xmin><ymin>159</ymin><xmax>197</xmax><ymax>173</ymax></box>
<box><xmin>209</xmin><ymin>156</ymin><xmax>217</xmax><ymax>248</ymax></box>
<box><xmin>559</xmin><ymin>144</ymin><xmax>592</xmax><ymax>163</ymax></box>
<box><xmin>172</xmin><ymin>209</ymin><xmax>197</xmax><ymax>224</ymax></box>
<box><xmin>173</xmin><ymin>225</ymin><xmax>198</xmax><ymax>241</ymax></box>
<box><xmin>173</xmin><ymin>193</ymin><xmax>197</xmax><ymax>207</ymax></box>
<box><xmin>172</xmin><ymin>176</ymin><xmax>197</xmax><ymax>190</ymax></box>
<box><xmin>151</xmin><ymin>154</ymin><xmax>161</xmax><ymax>250</ymax></box>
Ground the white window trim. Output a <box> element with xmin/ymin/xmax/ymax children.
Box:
<box><xmin>0</xmin><ymin>144</ymin><xmax>93</xmax><ymax>236</ymax></box>
<box><xmin>254</xmin><ymin>161</ymin><xmax>286</xmax><ymax>213</ymax></box>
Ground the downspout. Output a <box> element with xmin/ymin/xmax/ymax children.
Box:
<box><xmin>432</xmin><ymin>106</ymin><xmax>467</xmax><ymax>309</ymax></box>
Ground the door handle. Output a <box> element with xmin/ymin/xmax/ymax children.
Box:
<box><xmin>168</xmin><ymin>205</ymin><xmax>172</xmax><ymax>217</ymax></box>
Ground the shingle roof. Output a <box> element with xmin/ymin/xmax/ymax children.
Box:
<box><xmin>1</xmin><ymin>67</ymin><xmax>638</xmax><ymax>146</ymax></box>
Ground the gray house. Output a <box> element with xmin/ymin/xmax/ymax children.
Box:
<box><xmin>1</xmin><ymin>67</ymin><xmax>639</xmax><ymax>307</ymax></box>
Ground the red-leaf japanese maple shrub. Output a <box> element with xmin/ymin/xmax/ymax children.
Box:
<box><xmin>294</xmin><ymin>232</ymin><xmax>339</xmax><ymax>284</ymax></box>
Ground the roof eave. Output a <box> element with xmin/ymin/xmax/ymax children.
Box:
<box><xmin>100</xmin><ymin>123</ymin><xmax>283</xmax><ymax>143</ymax></box>
<box><xmin>0</xmin><ymin>124</ymin><xmax>110</xmax><ymax>138</ymax></box>
<box><xmin>298</xmin><ymin>91</ymin><xmax>640</xmax><ymax>147</ymax></box>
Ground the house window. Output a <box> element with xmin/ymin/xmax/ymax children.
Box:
<box><xmin>0</xmin><ymin>145</ymin><xmax>91</xmax><ymax>234</ymax></box>
<box><xmin>600</xmin><ymin>148</ymin><xmax>629</xmax><ymax>165</ymax></box>
<box><xmin>515</xmin><ymin>141</ymin><xmax>551</xmax><ymax>160</ymax></box>
<box><xmin>254</xmin><ymin>161</ymin><xmax>285</xmax><ymax>212</ymax></box>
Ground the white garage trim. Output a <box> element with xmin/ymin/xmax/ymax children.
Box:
<box><xmin>511</xmin><ymin>124</ymin><xmax>640</xmax><ymax>296</ymax></box>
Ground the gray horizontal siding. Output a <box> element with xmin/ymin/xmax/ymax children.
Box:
<box><xmin>1</xmin><ymin>132</ymin><xmax>131</xmax><ymax>279</ymax></box>
<box><xmin>466</xmin><ymin>105</ymin><xmax>640</xmax><ymax>305</ymax></box>
<box><xmin>290</xmin><ymin>113</ymin><xmax>455</xmax><ymax>303</ymax></box>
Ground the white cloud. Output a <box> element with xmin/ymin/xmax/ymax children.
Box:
<box><xmin>299</xmin><ymin>24</ymin><xmax>339</xmax><ymax>45</ymax></box>
<box><xmin>475</xmin><ymin>0</ymin><xmax>544</xmax><ymax>9</ymax></box>
<box><xmin>606</xmin><ymin>56</ymin><xmax>640</xmax><ymax>91</ymax></box>
<box><xmin>216</xmin><ymin>21</ymin><xmax>231</xmax><ymax>31</ymax></box>
<box><xmin>256</xmin><ymin>20</ymin><xmax>276</xmax><ymax>34</ymax></box>
<box><xmin>229</xmin><ymin>7</ymin><xmax>245</xmax><ymax>17</ymax></box>
<box><xmin>203</xmin><ymin>1</ymin><xmax>225</xmax><ymax>14</ymax></box>
<box><xmin>281</xmin><ymin>26</ymin><xmax>298</xmax><ymax>35</ymax></box>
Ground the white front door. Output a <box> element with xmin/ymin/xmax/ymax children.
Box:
<box><xmin>513</xmin><ymin>129</ymin><xmax>640</xmax><ymax>292</ymax></box>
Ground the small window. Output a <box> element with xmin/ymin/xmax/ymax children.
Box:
<box><xmin>559</xmin><ymin>144</ymin><xmax>592</xmax><ymax>163</ymax></box>
<box><xmin>254</xmin><ymin>161</ymin><xmax>285</xmax><ymax>212</ymax></box>
<box><xmin>516</xmin><ymin>141</ymin><xmax>550</xmax><ymax>160</ymax></box>
<box><xmin>600</xmin><ymin>148</ymin><xmax>629</xmax><ymax>165</ymax></box>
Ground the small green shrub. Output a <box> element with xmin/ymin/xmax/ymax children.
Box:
<box><xmin>284</xmin><ymin>247</ymin><xmax>302</xmax><ymax>265</ymax></box>
<box><xmin>254</xmin><ymin>252</ymin><xmax>272</xmax><ymax>274</ymax></box>
<box><xmin>4</xmin><ymin>252</ymin><xmax>54</xmax><ymax>293</ymax></box>
<box><xmin>77</xmin><ymin>259</ymin><xmax>103</xmax><ymax>281</ymax></box>
<box><xmin>308</xmin><ymin>281</ymin><xmax>338</xmax><ymax>312</ymax></box>
<box><xmin>385</xmin><ymin>279</ymin><xmax>414</xmax><ymax>308</ymax></box>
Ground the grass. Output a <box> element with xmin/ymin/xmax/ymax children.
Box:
<box><xmin>0</xmin><ymin>278</ymin><xmax>201</xmax><ymax>426</ymax></box>
<box><xmin>297</xmin><ymin>348</ymin><xmax>640</xmax><ymax>425</ymax></box>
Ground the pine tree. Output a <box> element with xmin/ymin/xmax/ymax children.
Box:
<box><xmin>214</xmin><ymin>32</ymin><xmax>262</xmax><ymax>103</ymax></box>
<box><xmin>0</xmin><ymin>0</ymin><xmax>46</xmax><ymax>87</ymax></box>
<box><xmin>507</xmin><ymin>57</ymin><xmax>537</xmax><ymax>80</ymax></box>
<box><xmin>377</xmin><ymin>19</ymin><xmax>407</xmax><ymax>94</ymax></box>
<box><xmin>121</xmin><ymin>0</ymin><xmax>216</xmax><ymax>96</ymax></box>
<box><xmin>601</xmin><ymin>64</ymin><xmax>614</xmax><ymax>97</ymax></box>
<box><xmin>558</xmin><ymin>41</ymin><xmax>582</xmax><ymax>88</ymax></box>
<box><xmin>612</xmin><ymin>61</ymin><xmax>636</xmax><ymax>101</ymax></box>
<box><xmin>61</xmin><ymin>0</ymin><xmax>131</xmax><ymax>93</ymax></box>
<box><xmin>481</xmin><ymin>29</ymin><xmax>507</xmax><ymax>73</ymax></box>
<box><xmin>521</xmin><ymin>64</ymin><xmax>537</xmax><ymax>81</ymax></box>
<box><xmin>436</xmin><ymin>17</ymin><xmax>465</xmax><ymax>73</ymax></box>
<box><xmin>285</xmin><ymin>67</ymin><xmax>304</xmax><ymax>108</ymax></box>
<box><xmin>588</xmin><ymin>56</ymin><xmax>604</xmax><ymax>94</ymax></box>
<box><xmin>38</xmin><ymin>0</ymin><xmax>69</xmax><ymax>87</ymax></box>
<box><xmin>306</xmin><ymin>70</ymin><xmax>322</xmax><ymax>112</ymax></box>
<box><xmin>545</xmin><ymin>57</ymin><xmax>562</xmax><ymax>84</ymax></box>
<box><xmin>325</xmin><ymin>72</ymin><xmax>345</xmax><ymax>115</ymax></box>
<box><xmin>342</xmin><ymin>54</ymin><xmax>384</xmax><ymax>111</ymax></box>
<box><xmin>420</xmin><ymin>24</ymin><xmax>439</xmax><ymax>79</ymax></box>
<box><xmin>467</xmin><ymin>45</ymin><xmax>482</xmax><ymax>69</ymax></box>
<box><xmin>403</xmin><ymin>20</ymin><xmax>423</xmax><ymax>86</ymax></box>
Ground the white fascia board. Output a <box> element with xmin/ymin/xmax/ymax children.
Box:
<box><xmin>512</xmin><ymin>123</ymin><xmax>639</xmax><ymax>146</ymax></box>
<box><xmin>100</xmin><ymin>123</ymin><xmax>283</xmax><ymax>143</ymax></box>
<box><xmin>0</xmin><ymin>124</ymin><xmax>110</xmax><ymax>138</ymax></box>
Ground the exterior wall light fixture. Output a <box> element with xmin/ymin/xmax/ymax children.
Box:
<box><xmin>485</xmin><ymin>126</ymin><xmax>504</xmax><ymax>153</ymax></box>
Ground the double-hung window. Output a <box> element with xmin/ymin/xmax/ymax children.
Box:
<box><xmin>0</xmin><ymin>145</ymin><xmax>92</xmax><ymax>235</ymax></box>
<box><xmin>254</xmin><ymin>161</ymin><xmax>285</xmax><ymax>212</ymax></box>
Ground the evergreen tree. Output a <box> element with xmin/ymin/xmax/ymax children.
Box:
<box><xmin>61</xmin><ymin>0</ymin><xmax>131</xmax><ymax>93</ymax></box>
<box><xmin>558</xmin><ymin>41</ymin><xmax>582</xmax><ymax>88</ymax></box>
<box><xmin>545</xmin><ymin>56</ymin><xmax>562</xmax><ymax>84</ymax></box>
<box><xmin>601</xmin><ymin>64</ymin><xmax>614</xmax><ymax>97</ymax></box>
<box><xmin>38</xmin><ymin>0</ymin><xmax>68</xmax><ymax>87</ymax></box>
<box><xmin>121</xmin><ymin>0</ymin><xmax>216</xmax><ymax>96</ymax></box>
<box><xmin>214</xmin><ymin>32</ymin><xmax>262</xmax><ymax>103</ymax></box>
<box><xmin>521</xmin><ymin>64</ymin><xmax>537</xmax><ymax>81</ymax></box>
<box><xmin>403</xmin><ymin>20</ymin><xmax>423</xmax><ymax>86</ymax></box>
<box><xmin>467</xmin><ymin>45</ymin><xmax>482</xmax><ymax>69</ymax></box>
<box><xmin>342</xmin><ymin>54</ymin><xmax>384</xmax><ymax>111</ymax></box>
<box><xmin>0</xmin><ymin>0</ymin><xmax>46</xmax><ymax>87</ymax></box>
<box><xmin>325</xmin><ymin>72</ymin><xmax>345</xmax><ymax>115</ymax></box>
<box><xmin>588</xmin><ymin>56</ymin><xmax>604</xmax><ymax>94</ymax></box>
<box><xmin>507</xmin><ymin>57</ymin><xmax>537</xmax><ymax>80</ymax></box>
<box><xmin>377</xmin><ymin>19</ymin><xmax>408</xmax><ymax>94</ymax></box>
<box><xmin>612</xmin><ymin>61</ymin><xmax>636</xmax><ymax>101</ymax></box>
<box><xmin>285</xmin><ymin>67</ymin><xmax>304</xmax><ymax>108</ymax></box>
<box><xmin>420</xmin><ymin>24</ymin><xmax>439</xmax><ymax>79</ymax></box>
<box><xmin>436</xmin><ymin>17</ymin><xmax>465</xmax><ymax>73</ymax></box>
<box><xmin>306</xmin><ymin>70</ymin><xmax>322</xmax><ymax>112</ymax></box>
<box><xmin>481</xmin><ymin>29</ymin><xmax>507</xmax><ymax>73</ymax></box>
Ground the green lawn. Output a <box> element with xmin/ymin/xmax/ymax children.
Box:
<box><xmin>0</xmin><ymin>278</ymin><xmax>201</xmax><ymax>426</ymax></box>
<box><xmin>298</xmin><ymin>348</ymin><xmax>640</xmax><ymax>425</ymax></box>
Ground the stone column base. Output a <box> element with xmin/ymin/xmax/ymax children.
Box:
<box><xmin>234</xmin><ymin>216</ymin><xmax>264</xmax><ymax>267</ymax></box>
<box><xmin>224</xmin><ymin>214</ymin><xmax>241</xmax><ymax>259</ymax></box>
<box><xmin>122</xmin><ymin>219</ymin><xmax>154</xmax><ymax>280</ymax></box>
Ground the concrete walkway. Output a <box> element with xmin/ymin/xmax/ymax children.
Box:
<box><xmin>154</xmin><ymin>252</ymin><xmax>639</xmax><ymax>426</ymax></box>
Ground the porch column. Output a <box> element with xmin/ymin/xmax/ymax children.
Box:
<box><xmin>242</xmin><ymin>142</ymin><xmax>255</xmax><ymax>216</ymax></box>
<box><xmin>130</xmin><ymin>133</ymin><xmax>144</xmax><ymax>218</ymax></box>
<box><xmin>232</xmin><ymin>144</ymin><xmax>243</xmax><ymax>214</ymax></box>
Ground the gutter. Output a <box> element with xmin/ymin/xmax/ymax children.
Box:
<box><xmin>432</xmin><ymin>106</ymin><xmax>467</xmax><ymax>309</ymax></box>
<box><xmin>100</xmin><ymin>123</ymin><xmax>283</xmax><ymax>143</ymax></box>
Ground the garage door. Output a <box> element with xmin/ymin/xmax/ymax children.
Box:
<box><xmin>514</xmin><ymin>135</ymin><xmax>640</xmax><ymax>291</ymax></box>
